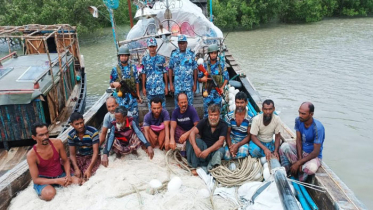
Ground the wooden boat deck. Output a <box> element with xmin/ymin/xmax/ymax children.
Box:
<box><xmin>48</xmin><ymin>79</ymin><xmax>83</xmax><ymax>136</ymax></box>
<box><xmin>0</xmin><ymin>147</ymin><xmax>30</xmax><ymax>177</ymax></box>
<box><xmin>0</xmin><ymin>50</ymin><xmax>366</xmax><ymax>209</ymax></box>
<box><xmin>0</xmin><ymin>91</ymin><xmax>110</xmax><ymax>210</ymax></box>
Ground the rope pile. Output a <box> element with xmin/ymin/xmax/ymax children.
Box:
<box><xmin>209</xmin><ymin>156</ymin><xmax>263</xmax><ymax>187</ymax></box>
<box><xmin>165</xmin><ymin>149</ymin><xmax>193</xmax><ymax>175</ymax></box>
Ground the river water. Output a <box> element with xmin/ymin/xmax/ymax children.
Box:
<box><xmin>79</xmin><ymin>18</ymin><xmax>373</xmax><ymax>208</ymax></box>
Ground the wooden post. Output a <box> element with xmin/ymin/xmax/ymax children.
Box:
<box><xmin>43</xmin><ymin>38</ymin><xmax>60</xmax><ymax>119</ymax></box>
<box><xmin>6</xmin><ymin>37</ymin><xmax>11</xmax><ymax>55</ymax></box>
<box><xmin>60</xmin><ymin>27</ymin><xmax>68</xmax><ymax>105</ymax></box>
<box><xmin>128</xmin><ymin>0</ymin><xmax>134</xmax><ymax>28</ymax></box>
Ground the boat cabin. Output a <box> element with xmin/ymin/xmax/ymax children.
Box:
<box><xmin>0</xmin><ymin>25</ymin><xmax>86</xmax><ymax>150</ymax></box>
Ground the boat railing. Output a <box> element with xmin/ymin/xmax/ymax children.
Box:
<box><xmin>119</xmin><ymin>34</ymin><xmax>159</xmax><ymax>46</ymax></box>
<box><xmin>0</xmin><ymin>52</ymin><xmax>18</xmax><ymax>67</ymax></box>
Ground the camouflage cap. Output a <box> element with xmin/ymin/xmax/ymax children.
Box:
<box><xmin>178</xmin><ymin>34</ymin><xmax>187</xmax><ymax>42</ymax></box>
<box><xmin>147</xmin><ymin>37</ymin><xmax>157</xmax><ymax>47</ymax></box>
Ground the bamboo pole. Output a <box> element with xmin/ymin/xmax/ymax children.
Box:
<box><xmin>128</xmin><ymin>0</ymin><xmax>134</xmax><ymax>28</ymax></box>
<box><xmin>43</xmin><ymin>38</ymin><xmax>59</xmax><ymax>119</ymax></box>
<box><xmin>6</xmin><ymin>37</ymin><xmax>11</xmax><ymax>55</ymax></box>
<box><xmin>60</xmin><ymin>27</ymin><xmax>67</xmax><ymax>105</ymax></box>
<box><xmin>26</xmin><ymin>40</ymin><xmax>41</xmax><ymax>54</ymax></box>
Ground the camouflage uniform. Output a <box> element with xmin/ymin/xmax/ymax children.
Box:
<box><xmin>169</xmin><ymin>42</ymin><xmax>197</xmax><ymax>107</ymax></box>
<box><xmin>199</xmin><ymin>60</ymin><xmax>229</xmax><ymax>118</ymax></box>
<box><xmin>110</xmin><ymin>62</ymin><xmax>139</xmax><ymax>122</ymax></box>
<box><xmin>141</xmin><ymin>37</ymin><xmax>167</xmax><ymax>110</ymax></box>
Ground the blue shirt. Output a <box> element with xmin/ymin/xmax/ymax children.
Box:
<box><xmin>294</xmin><ymin>117</ymin><xmax>325</xmax><ymax>158</ymax></box>
<box><xmin>68</xmin><ymin>126</ymin><xmax>99</xmax><ymax>156</ymax></box>
<box><xmin>141</xmin><ymin>54</ymin><xmax>166</xmax><ymax>95</ymax></box>
<box><xmin>169</xmin><ymin>48</ymin><xmax>197</xmax><ymax>92</ymax></box>
<box><xmin>225</xmin><ymin>110</ymin><xmax>252</xmax><ymax>143</ymax></box>
<box><xmin>110</xmin><ymin>62</ymin><xmax>139</xmax><ymax>84</ymax></box>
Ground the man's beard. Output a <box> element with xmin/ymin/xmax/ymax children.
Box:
<box><xmin>236</xmin><ymin>106</ymin><xmax>245</xmax><ymax>113</ymax></box>
<box><xmin>263</xmin><ymin>115</ymin><xmax>272</xmax><ymax>123</ymax></box>
<box><xmin>41</xmin><ymin>139</ymin><xmax>49</xmax><ymax>145</ymax></box>
<box><xmin>116</xmin><ymin>122</ymin><xmax>124</xmax><ymax>130</ymax></box>
<box><xmin>208</xmin><ymin>117</ymin><xmax>219</xmax><ymax>126</ymax></box>
<box><xmin>299</xmin><ymin>116</ymin><xmax>309</xmax><ymax>122</ymax></box>
<box><xmin>180</xmin><ymin>105</ymin><xmax>187</xmax><ymax>112</ymax></box>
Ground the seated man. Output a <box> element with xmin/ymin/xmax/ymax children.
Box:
<box><xmin>68</xmin><ymin>112</ymin><xmax>101</xmax><ymax>181</ymax></box>
<box><xmin>249</xmin><ymin>99</ymin><xmax>282</xmax><ymax>160</ymax></box>
<box><xmin>27</xmin><ymin>123</ymin><xmax>80</xmax><ymax>201</ymax></box>
<box><xmin>103</xmin><ymin>106</ymin><xmax>154</xmax><ymax>160</ymax></box>
<box><xmin>223</xmin><ymin>92</ymin><xmax>252</xmax><ymax>160</ymax></box>
<box><xmin>279</xmin><ymin>102</ymin><xmax>324</xmax><ymax>182</ymax></box>
<box><xmin>100</xmin><ymin>96</ymin><xmax>119</xmax><ymax>167</ymax></box>
<box><xmin>143</xmin><ymin>97</ymin><xmax>170</xmax><ymax>149</ymax></box>
<box><xmin>186</xmin><ymin>104</ymin><xmax>226</xmax><ymax>172</ymax></box>
<box><xmin>100</xmin><ymin>96</ymin><xmax>118</xmax><ymax>145</ymax></box>
<box><xmin>169</xmin><ymin>92</ymin><xmax>200</xmax><ymax>154</ymax></box>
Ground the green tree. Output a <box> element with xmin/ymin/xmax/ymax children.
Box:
<box><xmin>280</xmin><ymin>0</ymin><xmax>324</xmax><ymax>23</ymax></box>
<box><xmin>338</xmin><ymin>0</ymin><xmax>373</xmax><ymax>16</ymax></box>
<box><xmin>211</xmin><ymin>0</ymin><xmax>282</xmax><ymax>30</ymax></box>
<box><xmin>0</xmin><ymin>0</ymin><xmax>136</xmax><ymax>34</ymax></box>
<box><xmin>321</xmin><ymin>0</ymin><xmax>339</xmax><ymax>17</ymax></box>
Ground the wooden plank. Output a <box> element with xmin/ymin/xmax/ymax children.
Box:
<box><xmin>17</xmin><ymin>105</ymin><xmax>26</xmax><ymax>140</ymax></box>
<box><xmin>0</xmin><ymin>147</ymin><xmax>29</xmax><ymax>172</ymax></box>
<box><xmin>229</xmin><ymin>61</ymin><xmax>238</xmax><ymax>66</ymax></box>
<box><xmin>47</xmin><ymin>87</ymin><xmax>57</xmax><ymax>123</ymax></box>
<box><xmin>48</xmin><ymin>79</ymin><xmax>81</xmax><ymax>136</ymax></box>
<box><xmin>4</xmin><ymin>107</ymin><xmax>15</xmax><ymax>142</ymax></box>
<box><xmin>20</xmin><ymin>103</ymin><xmax>29</xmax><ymax>140</ymax></box>
<box><xmin>313</xmin><ymin>163</ymin><xmax>367</xmax><ymax>210</ymax></box>
<box><xmin>0</xmin><ymin>160</ymin><xmax>31</xmax><ymax>210</ymax></box>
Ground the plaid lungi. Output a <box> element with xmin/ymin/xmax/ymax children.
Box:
<box><xmin>70</xmin><ymin>154</ymin><xmax>101</xmax><ymax>175</ymax></box>
<box><xmin>112</xmin><ymin>133</ymin><xmax>142</xmax><ymax>155</ymax></box>
<box><xmin>279</xmin><ymin>141</ymin><xmax>322</xmax><ymax>182</ymax></box>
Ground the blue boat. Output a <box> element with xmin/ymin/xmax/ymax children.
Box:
<box><xmin>0</xmin><ymin>24</ymin><xmax>86</xmax><ymax>174</ymax></box>
<box><xmin>0</xmin><ymin>2</ymin><xmax>367</xmax><ymax>210</ymax></box>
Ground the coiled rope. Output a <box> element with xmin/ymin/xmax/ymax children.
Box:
<box><xmin>209</xmin><ymin>156</ymin><xmax>263</xmax><ymax>187</ymax></box>
<box><xmin>166</xmin><ymin>148</ymin><xmax>194</xmax><ymax>175</ymax></box>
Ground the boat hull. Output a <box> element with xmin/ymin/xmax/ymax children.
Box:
<box><xmin>0</xmin><ymin>91</ymin><xmax>110</xmax><ymax>210</ymax></box>
<box><xmin>0</xmin><ymin>51</ymin><xmax>366</xmax><ymax>210</ymax></box>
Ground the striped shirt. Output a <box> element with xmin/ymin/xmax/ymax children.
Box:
<box><xmin>68</xmin><ymin>126</ymin><xmax>99</xmax><ymax>156</ymax></box>
<box><xmin>225</xmin><ymin>110</ymin><xmax>252</xmax><ymax>143</ymax></box>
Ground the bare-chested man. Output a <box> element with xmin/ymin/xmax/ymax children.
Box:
<box><xmin>27</xmin><ymin>123</ymin><xmax>80</xmax><ymax>201</ymax></box>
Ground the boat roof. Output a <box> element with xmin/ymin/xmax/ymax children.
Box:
<box><xmin>0</xmin><ymin>53</ymin><xmax>73</xmax><ymax>106</ymax></box>
<box><xmin>0</xmin><ymin>24</ymin><xmax>81</xmax><ymax>106</ymax></box>
<box><xmin>0</xmin><ymin>24</ymin><xmax>76</xmax><ymax>38</ymax></box>
<box><xmin>121</xmin><ymin>0</ymin><xmax>224</xmax><ymax>58</ymax></box>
